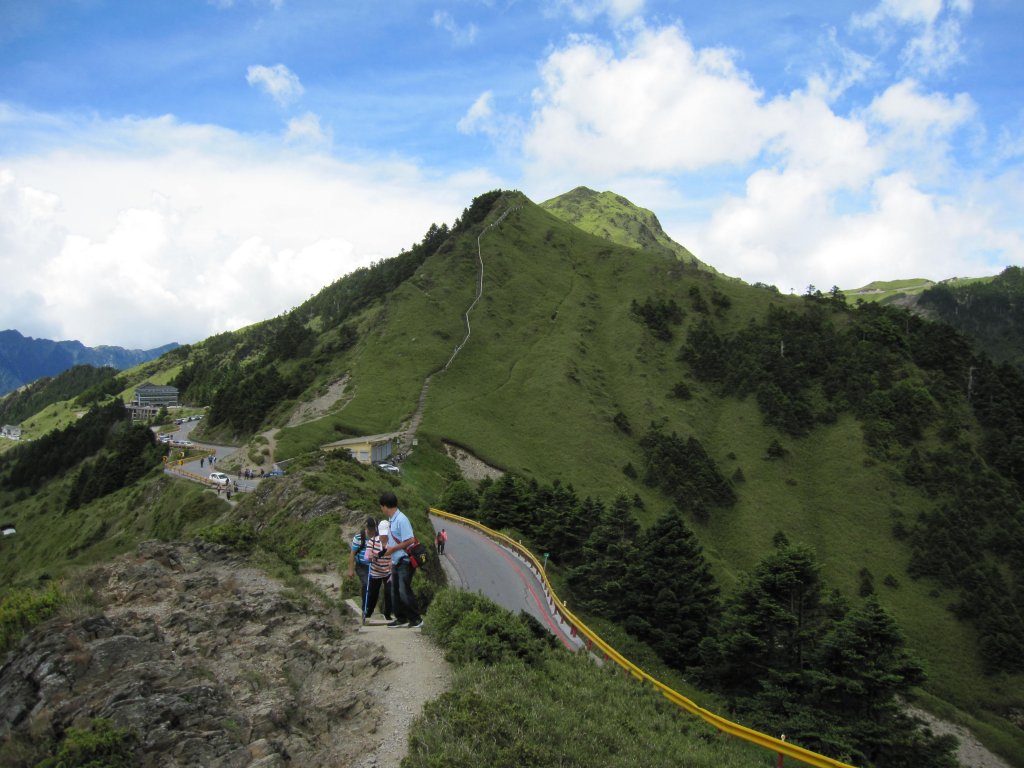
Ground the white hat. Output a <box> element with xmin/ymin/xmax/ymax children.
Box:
<box><xmin>377</xmin><ymin>519</ymin><xmax>390</xmax><ymax>537</ymax></box>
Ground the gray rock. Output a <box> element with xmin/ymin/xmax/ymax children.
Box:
<box><xmin>0</xmin><ymin>541</ymin><xmax>382</xmax><ymax>766</ymax></box>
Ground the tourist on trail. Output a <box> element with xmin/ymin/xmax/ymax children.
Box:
<box><xmin>346</xmin><ymin>516</ymin><xmax>375</xmax><ymax>615</ymax></box>
<box><xmin>435</xmin><ymin>530</ymin><xmax>444</xmax><ymax>555</ymax></box>
<box><xmin>440</xmin><ymin>528</ymin><xmax>448</xmax><ymax>554</ymax></box>
<box><xmin>376</xmin><ymin>491</ymin><xmax>423</xmax><ymax>628</ymax></box>
<box><xmin>365</xmin><ymin>519</ymin><xmax>394</xmax><ymax>621</ymax></box>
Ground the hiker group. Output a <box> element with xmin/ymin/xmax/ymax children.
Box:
<box><xmin>347</xmin><ymin>491</ymin><xmax>423</xmax><ymax>628</ymax></box>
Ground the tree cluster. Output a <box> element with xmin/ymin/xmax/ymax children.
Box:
<box><xmin>697</xmin><ymin>544</ymin><xmax>958</xmax><ymax>767</ymax></box>
<box><xmin>0</xmin><ymin>365</ymin><xmax>119</xmax><ymax>425</ymax></box>
<box><xmin>65</xmin><ymin>420</ymin><xmax>163</xmax><ymax>511</ymax></box>
<box><xmin>629</xmin><ymin>296</ymin><xmax>684</xmax><ymax>341</ymax></box>
<box><xmin>301</xmin><ymin>219</ymin><xmax>451</xmax><ymax>329</ymax></box>
<box><xmin>0</xmin><ymin>401</ymin><xmax>141</xmax><ymax>492</ymax></box>
<box><xmin>442</xmin><ymin>477</ymin><xmax>719</xmax><ymax>670</ymax></box>
<box><xmin>918</xmin><ymin>267</ymin><xmax>1024</xmax><ymax>370</ymax></box>
<box><xmin>637</xmin><ymin>428</ymin><xmax>736</xmax><ymax>518</ymax></box>
<box><xmin>206</xmin><ymin>364</ymin><xmax>300</xmax><ymax>435</ymax></box>
<box><xmin>451</xmin><ymin>190</ymin><xmax>505</xmax><ymax>234</ymax></box>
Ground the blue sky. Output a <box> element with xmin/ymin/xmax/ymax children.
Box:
<box><xmin>1</xmin><ymin>0</ymin><xmax>1021</xmax><ymax>348</ymax></box>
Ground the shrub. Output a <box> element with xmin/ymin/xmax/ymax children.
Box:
<box><xmin>0</xmin><ymin>581</ymin><xmax>63</xmax><ymax>656</ymax></box>
<box><xmin>36</xmin><ymin>717</ymin><xmax>137</xmax><ymax>768</ymax></box>
<box><xmin>425</xmin><ymin>588</ymin><xmax>550</xmax><ymax>666</ymax></box>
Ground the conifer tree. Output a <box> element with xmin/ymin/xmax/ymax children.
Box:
<box><xmin>627</xmin><ymin>508</ymin><xmax>719</xmax><ymax>669</ymax></box>
<box><xmin>698</xmin><ymin>547</ymin><xmax>958</xmax><ymax>765</ymax></box>
<box><xmin>480</xmin><ymin>474</ymin><xmax>531</xmax><ymax>531</ymax></box>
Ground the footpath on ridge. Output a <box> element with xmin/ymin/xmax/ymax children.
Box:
<box><xmin>396</xmin><ymin>203</ymin><xmax>522</xmax><ymax>453</ymax></box>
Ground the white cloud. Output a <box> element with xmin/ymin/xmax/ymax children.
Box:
<box><xmin>432</xmin><ymin>10</ymin><xmax>479</xmax><ymax>46</ymax></box>
<box><xmin>854</xmin><ymin>0</ymin><xmax>944</xmax><ymax>28</ymax></box>
<box><xmin>868</xmin><ymin>78</ymin><xmax>975</xmax><ymax>135</ymax></box>
<box><xmin>0</xmin><ymin>112</ymin><xmax>498</xmax><ymax>348</ymax></box>
<box><xmin>694</xmin><ymin>167</ymin><xmax>1020</xmax><ymax>293</ymax></box>
<box><xmin>246</xmin><ymin>63</ymin><xmax>304</xmax><ymax>106</ymax></box>
<box><xmin>901</xmin><ymin>15</ymin><xmax>966</xmax><ymax>75</ymax></box>
<box><xmin>551</xmin><ymin>0</ymin><xmax>645</xmax><ymax>26</ymax></box>
<box><xmin>522</xmin><ymin>27</ymin><xmax>769</xmax><ymax>180</ymax></box>
<box><xmin>458</xmin><ymin>91</ymin><xmax>495</xmax><ymax>135</ymax></box>
<box><xmin>865</xmin><ymin>79</ymin><xmax>975</xmax><ymax>183</ymax></box>
<box><xmin>285</xmin><ymin>112</ymin><xmax>331</xmax><ymax>145</ymax></box>
<box><xmin>210</xmin><ymin>0</ymin><xmax>284</xmax><ymax>10</ymax></box>
<box><xmin>457</xmin><ymin>91</ymin><xmax>523</xmax><ymax>150</ymax></box>
<box><xmin>852</xmin><ymin>0</ymin><xmax>971</xmax><ymax>75</ymax></box>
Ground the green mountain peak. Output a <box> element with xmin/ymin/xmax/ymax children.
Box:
<box><xmin>541</xmin><ymin>187</ymin><xmax>709</xmax><ymax>271</ymax></box>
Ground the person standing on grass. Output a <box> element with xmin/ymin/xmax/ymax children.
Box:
<box><xmin>364</xmin><ymin>519</ymin><xmax>394</xmax><ymax>621</ymax></box>
<box><xmin>376</xmin><ymin>491</ymin><xmax>423</xmax><ymax>628</ymax></box>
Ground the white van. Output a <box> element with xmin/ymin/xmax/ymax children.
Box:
<box><xmin>209</xmin><ymin>472</ymin><xmax>230</xmax><ymax>485</ymax></box>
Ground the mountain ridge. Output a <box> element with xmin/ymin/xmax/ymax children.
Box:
<box><xmin>0</xmin><ymin>329</ymin><xmax>178</xmax><ymax>398</ymax></box>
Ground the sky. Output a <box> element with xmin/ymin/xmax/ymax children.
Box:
<box><xmin>1</xmin><ymin>0</ymin><xmax>1022</xmax><ymax>349</ymax></box>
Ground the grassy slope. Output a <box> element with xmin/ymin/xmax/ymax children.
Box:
<box><xmin>0</xmin><ymin>472</ymin><xmax>226</xmax><ymax>587</ymax></box>
<box><xmin>843</xmin><ymin>276</ymin><xmax>993</xmax><ymax>304</ymax></box>
<box><xmin>323</xmin><ymin>193</ymin><xmax>1024</xmax><ymax>758</ymax></box>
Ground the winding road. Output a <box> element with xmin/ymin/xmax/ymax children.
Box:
<box><xmin>428</xmin><ymin>513</ymin><xmax>583</xmax><ymax>651</ymax></box>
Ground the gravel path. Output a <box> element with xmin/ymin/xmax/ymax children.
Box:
<box><xmin>305</xmin><ymin>572</ymin><xmax>451</xmax><ymax>768</ymax></box>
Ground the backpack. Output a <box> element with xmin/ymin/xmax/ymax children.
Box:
<box><xmin>406</xmin><ymin>538</ymin><xmax>429</xmax><ymax>569</ymax></box>
<box><xmin>355</xmin><ymin>532</ymin><xmax>370</xmax><ymax>565</ymax></box>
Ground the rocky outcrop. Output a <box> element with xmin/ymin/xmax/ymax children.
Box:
<box><xmin>0</xmin><ymin>541</ymin><xmax>390</xmax><ymax>767</ymax></box>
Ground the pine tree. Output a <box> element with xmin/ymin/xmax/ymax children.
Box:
<box><xmin>699</xmin><ymin>547</ymin><xmax>959</xmax><ymax>765</ymax></box>
<box><xmin>627</xmin><ymin>508</ymin><xmax>720</xmax><ymax>669</ymax></box>
<box><xmin>812</xmin><ymin>597</ymin><xmax>958</xmax><ymax>767</ymax></box>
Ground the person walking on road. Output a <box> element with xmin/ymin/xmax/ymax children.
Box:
<box><xmin>376</xmin><ymin>491</ymin><xmax>423</xmax><ymax>628</ymax></box>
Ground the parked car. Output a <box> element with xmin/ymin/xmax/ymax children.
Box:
<box><xmin>375</xmin><ymin>462</ymin><xmax>400</xmax><ymax>475</ymax></box>
<box><xmin>209</xmin><ymin>472</ymin><xmax>229</xmax><ymax>485</ymax></box>
<box><xmin>265</xmin><ymin>468</ymin><xmax>285</xmax><ymax>477</ymax></box>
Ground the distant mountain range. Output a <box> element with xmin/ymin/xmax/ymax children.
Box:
<box><xmin>0</xmin><ymin>329</ymin><xmax>178</xmax><ymax>397</ymax></box>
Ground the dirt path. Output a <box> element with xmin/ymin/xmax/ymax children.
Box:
<box><xmin>305</xmin><ymin>571</ymin><xmax>450</xmax><ymax>768</ymax></box>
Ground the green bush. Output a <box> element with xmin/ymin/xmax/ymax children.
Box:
<box><xmin>0</xmin><ymin>582</ymin><xmax>63</xmax><ymax>655</ymax></box>
<box><xmin>35</xmin><ymin>717</ymin><xmax>137</xmax><ymax>768</ymax></box>
<box><xmin>195</xmin><ymin>522</ymin><xmax>258</xmax><ymax>553</ymax></box>
<box><xmin>424</xmin><ymin>588</ymin><xmax>548</xmax><ymax>666</ymax></box>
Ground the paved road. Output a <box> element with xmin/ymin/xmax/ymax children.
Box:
<box><xmin>159</xmin><ymin>420</ymin><xmax>258</xmax><ymax>492</ymax></box>
<box><xmin>428</xmin><ymin>514</ymin><xmax>583</xmax><ymax>651</ymax></box>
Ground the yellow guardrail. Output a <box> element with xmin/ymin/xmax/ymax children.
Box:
<box><xmin>430</xmin><ymin>506</ymin><xmax>857</xmax><ymax>768</ymax></box>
